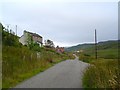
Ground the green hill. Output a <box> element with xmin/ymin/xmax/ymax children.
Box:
<box><xmin>65</xmin><ymin>40</ymin><xmax>118</xmax><ymax>59</ymax></box>
<box><xmin>65</xmin><ymin>40</ymin><xmax>118</xmax><ymax>52</ymax></box>
<box><xmin>65</xmin><ymin>44</ymin><xmax>94</xmax><ymax>52</ymax></box>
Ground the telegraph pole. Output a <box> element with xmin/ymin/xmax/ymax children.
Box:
<box><xmin>16</xmin><ymin>25</ymin><xmax>17</xmax><ymax>36</ymax></box>
<box><xmin>95</xmin><ymin>29</ymin><xmax>97</xmax><ymax>59</ymax></box>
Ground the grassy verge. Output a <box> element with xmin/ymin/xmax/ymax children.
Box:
<box><xmin>79</xmin><ymin>51</ymin><xmax>119</xmax><ymax>88</ymax></box>
<box><xmin>83</xmin><ymin>59</ymin><xmax>119</xmax><ymax>88</ymax></box>
<box><xmin>2</xmin><ymin>46</ymin><xmax>74</xmax><ymax>88</ymax></box>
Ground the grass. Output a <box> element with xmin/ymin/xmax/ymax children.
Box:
<box><xmin>79</xmin><ymin>53</ymin><xmax>94</xmax><ymax>63</ymax></box>
<box><xmin>79</xmin><ymin>46</ymin><xmax>119</xmax><ymax>89</ymax></box>
<box><xmin>97</xmin><ymin>49</ymin><xmax>118</xmax><ymax>59</ymax></box>
<box><xmin>82</xmin><ymin>48</ymin><xmax>118</xmax><ymax>59</ymax></box>
<box><xmin>2</xmin><ymin>46</ymin><xmax>74</xmax><ymax>88</ymax></box>
<box><xmin>83</xmin><ymin>59</ymin><xmax>119</xmax><ymax>89</ymax></box>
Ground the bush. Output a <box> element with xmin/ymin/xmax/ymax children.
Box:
<box><xmin>2</xmin><ymin>30</ymin><xmax>21</xmax><ymax>47</ymax></box>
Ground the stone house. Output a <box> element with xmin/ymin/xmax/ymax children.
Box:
<box><xmin>19</xmin><ymin>30</ymin><xmax>43</xmax><ymax>46</ymax></box>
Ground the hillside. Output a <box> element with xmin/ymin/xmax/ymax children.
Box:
<box><xmin>65</xmin><ymin>44</ymin><xmax>94</xmax><ymax>52</ymax></box>
<box><xmin>1</xmin><ymin>23</ymin><xmax>74</xmax><ymax>88</ymax></box>
<box><xmin>65</xmin><ymin>40</ymin><xmax>118</xmax><ymax>52</ymax></box>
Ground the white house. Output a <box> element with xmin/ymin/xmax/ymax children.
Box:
<box><xmin>19</xmin><ymin>30</ymin><xmax>43</xmax><ymax>46</ymax></box>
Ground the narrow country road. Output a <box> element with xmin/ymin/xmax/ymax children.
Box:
<box><xmin>15</xmin><ymin>55</ymin><xmax>89</xmax><ymax>88</ymax></box>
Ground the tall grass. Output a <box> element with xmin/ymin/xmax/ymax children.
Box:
<box><xmin>83</xmin><ymin>59</ymin><xmax>119</xmax><ymax>89</ymax></box>
<box><xmin>79</xmin><ymin>51</ymin><xmax>119</xmax><ymax>89</ymax></box>
<box><xmin>2</xmin><ymin>46</ymin><xmax>73</xmax><ymax>88</ymax></box>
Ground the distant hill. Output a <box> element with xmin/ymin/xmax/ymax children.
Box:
<box><xmin>65</xmin><ymin>44</ymin><xmax>94</xmax><ymax>52</ymax></box>
<box><xmin>65</xmin><ymin>40</ymin><xmax>118</xmax><ymax>52</ymax></box>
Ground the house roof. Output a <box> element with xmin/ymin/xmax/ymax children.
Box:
<box><xmin>24</xmin><ymin>30</ymin><xmax>42</xmax><ymax>38</ymax></box>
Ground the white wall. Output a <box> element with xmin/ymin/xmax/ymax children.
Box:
<box><xmin>19</xmin><ymin>35</ymin><xmax>27</xmax><ymax>45</ymax></box>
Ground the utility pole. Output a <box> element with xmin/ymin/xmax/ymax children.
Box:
<box><xmin>95</xmin><ymin>29</ymin><xmax>97</xmax><ymax>59</ymax></box>
<box><xmin>16</xmin><ymin>25</ymin><xmax>17</xmax><ymax>36</ymax></box>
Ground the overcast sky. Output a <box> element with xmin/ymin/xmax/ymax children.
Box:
<box><xmin>0</xmin><ymin>0</ymin><xmax>118</xmax><ymax>47</ymax></box>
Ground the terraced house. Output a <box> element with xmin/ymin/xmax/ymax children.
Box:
<box><xmin>19</xmin><ymin>30</ymin><xmax>43</xmax><ymax>46</ymax></box>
